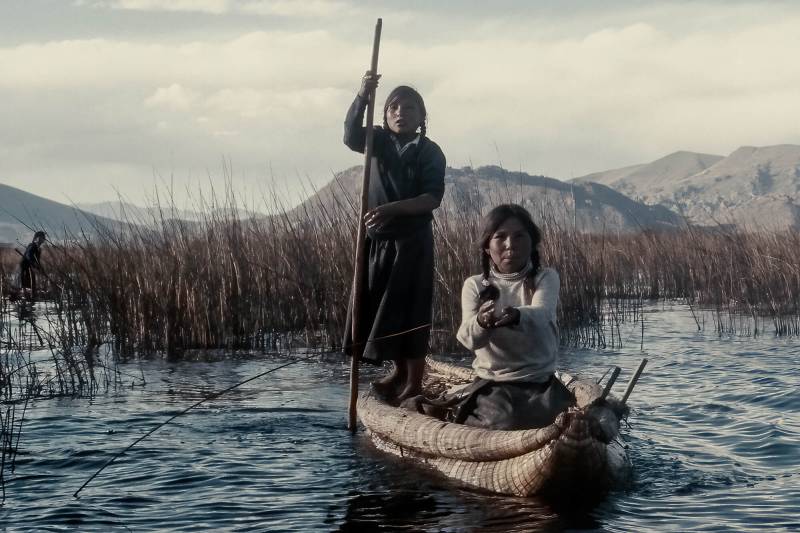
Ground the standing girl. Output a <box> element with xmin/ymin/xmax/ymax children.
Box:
<box><xmin>343</xmin><ymin>72</ymin><xmax>446</xmax><ymax>403</ymax></box>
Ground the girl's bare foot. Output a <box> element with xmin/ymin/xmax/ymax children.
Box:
<box><xmin>370</xmin><ymin>380</ymin><xmax>397</xmax><ymax>401</ymax></box>
<box><xmin>370</xmin><ymin>361</ymin><xmax>405</xmax><ymax>401</ymax></box>
<box><xmin>395</xmin><ymin>358</ymin><xmax>425</xmax><ymax>402</ymax></box>
<box><xmin>395</xmin><ymin>386</ymin><xmax>422</xmax><ymax>403</ymax></box>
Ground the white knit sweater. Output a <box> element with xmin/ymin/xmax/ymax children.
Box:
<box><xmin>456</xmin><ymin>267</ymin><xmax>560</xmax><ymax>383</ymax></box>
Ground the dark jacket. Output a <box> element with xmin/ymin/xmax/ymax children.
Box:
<box><xmin>21</xmin><ymin>242</ymin><xmax>41</xmax><ymax>271</ymax></box>
<box><xmin>344</xmin><ymin>94</ymin><xmax>446</xmax><ymax>239</ymax></box>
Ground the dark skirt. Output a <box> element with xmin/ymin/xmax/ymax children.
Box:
<box><xmin>452</xmin><ymin>376</ymin><xmax>575</xmax><ymax>430</ymax></box>
<box><xmin>343</xmin><ymin>224</ymin><xmax>434</xmax><ymax>364</ymax></box>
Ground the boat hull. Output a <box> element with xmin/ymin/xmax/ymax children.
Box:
<box><xmin>358</xmin><ymin>359</ymin><xmax>630</xmax><ymax>497</ymax></box>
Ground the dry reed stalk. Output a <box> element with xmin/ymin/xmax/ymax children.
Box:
<box><xmin>19</xmin><ymin>179</ymin><xmax>800</xmax><ymax>360</ymax></box>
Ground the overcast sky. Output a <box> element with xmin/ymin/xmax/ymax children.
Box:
<box><xmin>1</xmin><ymin>0</ymin><xmax>799</xmax><ymax>208</ymax></box>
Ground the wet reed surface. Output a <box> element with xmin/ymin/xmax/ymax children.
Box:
<box><xmin>1</xmin><ymin>305</ymin><xmax>798</xmax><ymax>532</ymax></box>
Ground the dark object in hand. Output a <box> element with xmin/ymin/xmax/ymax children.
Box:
<box><xmin>476</xmin><ymin>282</ymin><xmax>520</xmax><ymax>329</ymax></box>
<box><xmin>478</xmin><ymin>283</ymin><xmax>499</xmax><ymax>303</ymax></box>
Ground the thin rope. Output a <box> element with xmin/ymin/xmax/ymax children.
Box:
<box><xmin>73</xmin><ymin>321</ymin><xmax>431</xmax><ymax>498</ymax></box>
<box><xmin>73</xmin><ymin>352</ymin><xmax>318</xmax><ymax>498</ymax></box>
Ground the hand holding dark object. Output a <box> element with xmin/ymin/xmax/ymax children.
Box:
<box><xmin>493</xmin><ymin>306</ymin><xmax>521</xmax><ymax>327</ymax></box>
<box><xmin>358</xmin><ymin>71</ymin><xmax>381</xmax><ymax>98</ymax></box>
<box><xmin>477</xmin><ymin>300</ymin><xmax>496</xmax><ymax>329</ymax></box>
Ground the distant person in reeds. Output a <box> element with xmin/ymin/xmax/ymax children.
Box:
<box><xmin>20</xmin><ymin>231</ymin><xmax>46</xmax><ymax>299</ymax></box>
<box><xmin>453</xmin><ymin>204</ymin><xmax>573</xmax><ymax>430</ymax></box>
<box><xmin>342</xmin><ymin>72</ymin><xmax>446</xmax><ymax>404</ymax></box>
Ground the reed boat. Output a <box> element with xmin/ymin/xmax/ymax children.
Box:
<box><xmin>357</xmin><ymin>357</ymin><xmax>633</xmax><ymax>498</ymax></box>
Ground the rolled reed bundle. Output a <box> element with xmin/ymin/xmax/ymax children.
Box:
<box><xmin>358</xmin><ymin>393</ymin><xmax>561</xmax><ymax>461</ymax></box>
<box><xmin>366</xmin><ymin>408</ymin><xmax>623</xmax><ymax>497</ymax></box>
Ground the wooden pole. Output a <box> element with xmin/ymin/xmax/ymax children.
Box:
<box><xmin>621</xmin><ymin>358</ymin><xmax>648</xmax><ymax>405</ymax></box>
<box><xmin>348</xmin><ymin>18</ymin><xmax>382</xmax><ymax>432</ymax></box>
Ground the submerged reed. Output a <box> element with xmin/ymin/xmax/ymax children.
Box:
<box><xmin>1</xmin><ymin>272</ymin><xmax>123</xmax><ymax>499</ymax></box>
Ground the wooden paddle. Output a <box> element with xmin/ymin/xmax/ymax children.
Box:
<box><xmin>348</xmin><ymin>18</ymin><xmax>383</xmax><ymax>432</ymax></box>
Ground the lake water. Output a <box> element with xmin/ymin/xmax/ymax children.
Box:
<box><xmin>1</xmin><ymin>304</ymin><xmax>798</xmax><ymax>532</ymax></box>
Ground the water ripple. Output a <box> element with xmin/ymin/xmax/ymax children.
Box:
<box><xmin>2</xmin><ymin>306</ymin><xmax>798</xmax><ymax>531</ymax></box>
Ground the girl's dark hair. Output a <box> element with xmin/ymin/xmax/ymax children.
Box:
<box><xmin>383</xmin><ymin>85</ymin><xmax>427</xmax><ymax>137</ymax></box>
<box><xmin>477</xmin><ymin>204</ymin><xmax>542</xmax><ymax>300</ymax></box>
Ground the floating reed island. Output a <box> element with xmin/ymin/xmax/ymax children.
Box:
<box><xmin>3</xmin><ymin>181</ymin><xmax>800</xmax><ymax>361</ymax></box>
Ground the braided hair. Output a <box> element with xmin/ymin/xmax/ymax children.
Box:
<box><xmin>477</xmin><ymin>204</ymin><xmax>542</xmax><ymax>301</ymax></box>
<box><xmin>382</xmin><ymin>85</ymin><xmax>427</xmax><ymax>137</ymax></box>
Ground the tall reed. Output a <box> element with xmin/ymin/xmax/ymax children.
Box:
<box><xmin>28</xmin><ymin>178</ymin><xmax>647</xmax><ymax>358</ymax></box>
<box><xmin>15</xmin><ymin>173</ymin><xmax>800</xmax><ymax>363</ymax></box>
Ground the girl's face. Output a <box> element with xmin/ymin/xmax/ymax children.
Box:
<box><xmin>485</xmin><ymin>217</ymin><xmax>532</xmax><ymax>274</ymax></box>
<box><xmin>385</xmin><ymin>96</ymin><xmax>423</xmax><ymax>137</ymax></box>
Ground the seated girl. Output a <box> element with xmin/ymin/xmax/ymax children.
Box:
<box><xmin>453</xmin><ymin>204</ymin><xmax>573</xmax><ymax>430</ymax></box>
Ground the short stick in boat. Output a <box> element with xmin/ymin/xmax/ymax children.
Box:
<box><xmin>621</xmin><ymin>358</ymin><xmax>648</xmax><ymax>405</ymax></box>
<box><xmin>600</xmin><ymin>366</ymin><xmax>621</xmax><ymax>401</ymax></box>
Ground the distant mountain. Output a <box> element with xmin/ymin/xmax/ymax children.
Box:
<box><xmin>574</xmin><ymin>145</ymin><xmax>800</xmax><ymax>229</ymax></box>
<box><xmin>77</xmin><ymin>201</ymin><xmax>172</xmax><ymax>223</ymax></box>
<box><xmin>298</xmin><ymin>165</ymin><xmax>686</xmax><ymax>233</ymax></box>
<box><xmin>669</xmin><ymin>145</ymin><xmax>800</xmax><ymax>228</ymax></box>
<box><xmin>77</xmin><ymin>201</ymin><xmax>257</xmax><ymax>224</ymax></box>
<box><xmin>0</xmin><ymin>183</ymin><xmax>121</xmax><ymax>244</ymax></box>
<box><xmin>574</xmin><ymin>150</ymin><xmax>724</xmax><ymax>201</ymax></box>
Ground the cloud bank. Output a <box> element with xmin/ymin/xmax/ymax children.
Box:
<box><xmin>1</xmin><ymin>1</ymin><xmax>799</xmax><ymax>206</ymax></box>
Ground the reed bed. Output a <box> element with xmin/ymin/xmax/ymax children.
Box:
<box><xmin>8</xmin><ymin>175</ymin><xmax>800</xmax><ymax>364</ymax></box>
<box><xmin>620</xmin><ymin>228</ymin><xmax>800</xmax><ymax>335</ymax></box>
<box><xmin>0</xmin><ymin>248</ymin><xmax>17</xmax><ymax>278</ymax></box>
<box><xmin>1</xmin><ymin>271</ymin><xmax>125</xmax><ymax>499</ymax></box>
<box><xmin>30</xmin><ymin>180</ymin><xmax>649</xmax><ymax>358</ymax></box>
<box><xmin>41</xmin><ymin>195</ymin><xmax>355</xmax><ymax>357</ymax></box>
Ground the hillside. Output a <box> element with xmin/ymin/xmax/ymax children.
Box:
<box><xmin>298</xmin><ymin>165</ymin><xmax>686</xmax><ymax>233</ymax></box>
<box><xmin>574</xmin><ymin>145</ymin><xmax>800</xmax><ymax>229</ymax></box>
<box><xmin>0</xmin><ymin>183</ymin><xmax>120</xmax><ymax>244</ymax></box>
<box><xmin>76</xmin><ymin>201</ymin><xmax>256</xmax><ymax>223</ymax></box>
<box><xmin>575</xmin><ymin>150</ymin><xmax>724</xmax><ymax>201</ymax></box>
<box><xmin>668</xmin><ymin>145</ymin><xmax>800</xmax><ymax>228</ymax></box>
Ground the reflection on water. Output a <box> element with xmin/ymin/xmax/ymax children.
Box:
<box><xmin>333</xmin><ymin>490</ymin><xmax>441</xmax><ymax>532</ymax></box>
<box><xmin>0</xmin><ymin>304</ymin><xmax>798</xmax><ymax>531</ymax></box>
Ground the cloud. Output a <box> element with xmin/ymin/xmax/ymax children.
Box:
<box><xmin>0</xmin><ymin>31</ymin><xmax>359</xmax><ymax>90</ymax></box>
<box><xmin>75</xmin><ymin>0</ymin><xmax>354</xmax><ymax>17</ymax></box>
<box><xmin>75</xmin><ymin>0</ymin><xmax>231</xmax><ymax>14</ymax></box>
<box><xmin>241</xmin><ymin>0</ymin><xmax>352</xmax><ymax>17</ymax></box>
<box><xmin>3</xmin><ymin>2</ymin><xmax>800</xmax><ymax>205</ymax></box>
<box><xmin>381</xmin><ymin>17</ymin><xmax>800</xmax><ymax>173</ymax></box>
<box><xmin>145</xmin><ymin>83</ymin><xmax>199</xmax><ymax>110</ymax></box>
